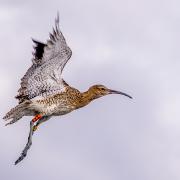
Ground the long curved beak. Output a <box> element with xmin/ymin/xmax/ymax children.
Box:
<box><xmin>109</xmin><ymin>89</ymin><xmax>132</xmax><ymax>99</ymax></box>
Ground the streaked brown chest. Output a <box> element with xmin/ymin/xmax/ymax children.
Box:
<box><xmin>36</xmin><ymin>87</ymin><xmax>82</xmax><ymax>108</ymax></box>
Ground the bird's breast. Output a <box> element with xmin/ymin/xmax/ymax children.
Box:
<box><xmin>32</xmin><ymin>94</ymin><xmax>77</xmax><ymax>116</ymax></box>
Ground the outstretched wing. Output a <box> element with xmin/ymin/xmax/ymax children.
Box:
<box><xmin>16</xmin><ymin>14</ymin><xmax>72</xmax><ymax>103</ymax></box>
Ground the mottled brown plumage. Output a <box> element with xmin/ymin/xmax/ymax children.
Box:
<box><xmin>3</xmin><ymin>14</ymin><xmax>132</xmax><ymax>165</ymax></box>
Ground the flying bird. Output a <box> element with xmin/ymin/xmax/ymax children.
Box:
<box><xmin>3</xmin><ymin>14</ymin><xmax>132</xmax><ymax>165</ymax></box>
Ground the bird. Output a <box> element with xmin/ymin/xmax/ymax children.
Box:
<box><xmin>3</xmin><ymin>13</ymin><xmax>132</xmax><ymax>165</ymax></box>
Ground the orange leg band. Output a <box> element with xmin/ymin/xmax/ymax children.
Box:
<box><xmin>32</xmin><ymin>114</ymin><xmax>42</xmax><ymax>123</ymax></box>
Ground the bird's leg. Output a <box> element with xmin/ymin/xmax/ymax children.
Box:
<box><xmin>31</xmin><ymin>114</ymin><xmax>42</xmax><ymax>132</ymax></box>
<box><xmin>33</xmin><ymin>116</ymin><xmax>51</xmax><ymax>132</ymax></box>
<box><xmin>14</xmin><ymin>114</ymin><xmax>43</xmax><ymax>165</ymax></box>
<box><xmin>14</xmin><ymin>121</ymin><xmax>34</xmax><ymax>165</ymax></box>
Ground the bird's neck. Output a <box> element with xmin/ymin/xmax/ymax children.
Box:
<box><xmin>77</xmin><ymin>90</ymin><xmax>98</xmax><ymax>108</ymax></box>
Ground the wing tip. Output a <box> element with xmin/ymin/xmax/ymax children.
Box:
<box><xmin>55</xmin><ymin>11</ymin><xmax>60</xmax><ymax>27</ymax></box>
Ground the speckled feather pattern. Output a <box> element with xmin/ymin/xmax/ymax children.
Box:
<box><xmin>31</xmin><ymin>86</ymin><xmax>83</xmax><ymax>116</ymax></box>
<box><xmin>16</xmin><ymin>14</ymin><xmax>72</xmax><ymax>103</ymax></box>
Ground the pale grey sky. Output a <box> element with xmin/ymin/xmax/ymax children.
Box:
<box><xmin>0</xmin><ymin>0</ymin><xmax>180</xmax><ymax>180</ymax></box>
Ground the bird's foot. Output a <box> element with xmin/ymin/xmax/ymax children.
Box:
<box><xmin>32</xmin><ymin>125</ymin><xmax>38</xmax><ymax>132</ymax></box>
<box><xmin>32</xmin><ymin>114</ymin><xmax>42</xmax><ymax>123</ymax></box>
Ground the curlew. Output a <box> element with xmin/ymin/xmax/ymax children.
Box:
<box><xmin>3</xmin><ymin>14</ymin><xmax>132</xmax><ymax>165</ymax></box>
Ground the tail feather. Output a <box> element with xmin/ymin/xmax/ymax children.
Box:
<box><xmin>3</xmin><ymin>101</ymin><xmax>31</xmax><ymax>125</ymax></box>
<box><xmin>5</xmin><ymin>116</ymin><xmax>22</xmax><ymax>126</ymax></box>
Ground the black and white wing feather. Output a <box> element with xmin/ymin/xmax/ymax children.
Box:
<box><xmin>16</xmin><ymin>14</ymin><xmax>72</xmax><ymax>103</ymax></box>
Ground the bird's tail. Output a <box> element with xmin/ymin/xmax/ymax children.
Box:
<box><xmin>3</xmin><ymin>101</ymin><xmax>31</xmax><ymax>126</ymax></box>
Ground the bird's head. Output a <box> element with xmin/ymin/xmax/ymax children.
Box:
<box><xmin>88</xmin><ymin>84</ymin><xmax>132</xmax><ymax>99</ymax></box>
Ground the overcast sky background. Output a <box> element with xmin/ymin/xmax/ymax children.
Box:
<box><xmin>0</xmin><ymin>0</ymin><xmax>180</xmax><ymax>179</ymax></box>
